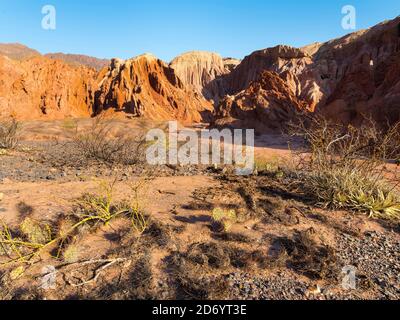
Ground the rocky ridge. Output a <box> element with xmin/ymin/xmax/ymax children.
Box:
<box><xmin>0</xmin><ymin>55</ymin><xmax>95</xmax><ymax>119</ymax></box>
<box><xmin>94</xmin><ymin>54</ymin><xmax>212</xmax><ymax>123</ymax></box>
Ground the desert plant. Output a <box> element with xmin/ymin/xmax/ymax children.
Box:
<box><xmin>211</xmin><ymin>208</ymin><xmax>237</xmax><ymax>232</ymax></box>
<box><xmin>287</xmin><ymin>114</ymin><xmax>400</xmax><ymax>220</ymax></box>
<box><xmin>63</xmin><ymin>242</ymin><xmax>81</xmax><ymax>263</ymax></box>
<box><xmin>72</xmin><ymin>115</ymin><xmax>147</xmax><ymax>165</ymax></box>
<box><xmin>299</xmin><ymin>166</ymin><xmax>400</xmax><ymax>219</ymax></box>
<box><xmin>0</xmin><ymin>179</ymin><xmax>150</xmax><ymax>266</ymax></box>
<box><xmin>0</xmin><ymin>118</ymin><xmax>20</xmax><ymax>149</ymax></box>
<box><xmin>74</xmin><ymin>179</ymin><xmax>149</xmax><ymax>234</ymax></box>
<box><xmin>127</xmin><ymin>178</ymin><xmax>150</xmax><ymax>233</ymax></box>
<box><xmin>254</xmin><ymin>157</ymin><xmax>279</xmax><ymax>173</ymax></box>
<box><xmin>20</xmin><ymin>218</ymin><xmax>53</xmax><ymax>245</ymax></box>
<box><xmin>0</xmin><ymin>219</ymin><xmax>55</xmax><ymax>265</ymax></box>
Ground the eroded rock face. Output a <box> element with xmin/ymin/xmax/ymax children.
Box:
<box><xmin>1</xmin><ymin>17</ymin><xmax>399</xmax><ymax>127</ymax></box>
<box><xmin>170</xmin><ymin>51</ymin><xmax>239</xmax><ymax>103</ymax></box>
<box><xmin>0</xmin><ymin>55</ymin><xmax>95</xmax><ymax>119</ymax></box>
<box><xmin>316</xmin><ymin>18</ymin><xmax>400</xmax><ymax>125</ymax></box>
<box><xmin>214</xmin><ymin>71</ymin><xmax>309</xmax><ymax>132</ymax></box>
<box><xmin>94</xmin><ymin>54</ymin><xmax>212</xmax><ymax>123</ymax></box>
<box><xmin>215</xmin><ymin>17</ymin><xmax>400</xmax><ymax>128</ymax></box>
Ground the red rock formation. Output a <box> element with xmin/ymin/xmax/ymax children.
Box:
<box><xmin>214</xmin><ymin>71</ymin><xmax>309</xmax><ymax>132</ymax></box>
<box><xmin>94</xmin><ymin>54</ymin><xmax>212</xmax><ymax>123</ymax></box>
<box><xmin>215</xmin><ymin>17</ymin><xmax>400</xmax><ymax>128</ymax></box>
<box><xmin>0</xmin><ymin>55</ymin><xmax>95</xmax><ymax>120</ymax></box>
<box><xmin>170</xmin><ymin>51</ymin><xmax>239</xmax><ymax>103</ymax></box>
<box><xmin>317</xmin><ymin>18</ymin><xmax>400</xmax><ymax>125</ymax></box>
<box><xmin>1</xmin><ymin>17</ymin><xmax>399</xmax><ymax>128</ymax></box>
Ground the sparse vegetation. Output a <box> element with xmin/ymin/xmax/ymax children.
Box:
<box><xmin>0</xmin><ymin>118</ymin><xmax>20</xmax><ymax>150</ymax></box>
<box><xmin>287</xmin><ymin>115</ymin><xmax>400</xmax><ymax>220</ymax></box>
<box><xmin>0</xmin><ymin>178</ymin><xmax>150</xmax><ymax>266</ymax></box>
<box><xmin>254</xmin><ymin>156</ymin><xmax>280</xmax><ymax>173</ymax></box>
<box><xmin>72</xmin><ymin>115</ymin><xmax>148</xmax><ymax>165</ymax></box>
<box><xmin>211</xmin><ymin>208</ymin><xmax>237</xmax><ymax>232</ymax></box>
<box><xmin>73</xmin><ymin>179</ymin><xmax>149</xmax><ymax>233</ymax></box>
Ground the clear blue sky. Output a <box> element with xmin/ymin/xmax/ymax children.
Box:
<box><xmin>0</xmin><ymin>0</ymin><xmax>399</xmax><ymax>61</ymax></box>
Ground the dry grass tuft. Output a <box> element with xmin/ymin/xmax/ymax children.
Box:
<box><xmin>273</xmin><ymin>229</ymin><xmax>339</xmax><ymax>281</ymax></box>
<box><xmin>0</xmin><ymin>118</ymin><xmax>20</xmax><ymax>150</ymax></box>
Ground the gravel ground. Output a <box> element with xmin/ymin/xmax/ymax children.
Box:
<box><xmin>226</xmin><ymin>272</ymin><xmax>309</xmax><ymax>300</ymax></box>
<box><xmin>224</xmin><ymin>230</ymin><xmax>400</xmax><ymax>300</ymax></box>
<box><xmin>336</xmin><ymin>230</ymin><xmax>400</xmax><ymax>300</ymax></box>
<box><xmin>1</xmin><ymin>141</ymin><xmax>400</xmax><ymax>300</ymax></box>
<box><xmin>0</xmin><ymin>141</ymin><xmax>220</xmax><ymax>182</ymax></box>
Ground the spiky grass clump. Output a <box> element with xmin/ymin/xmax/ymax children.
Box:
<box><xmin>254</xmin><ymin>157</ymin><xmax>279</xmax><ymax>172</ymax></box>
<box><xmin>299</xmin><ymin>160</ymin><xmax>400</xmax><ymax>220</ymax></box>
<box><xmin>287</xmin><ymin>115</ymin><xmax>400</xmax><ymax>221</ymax></box>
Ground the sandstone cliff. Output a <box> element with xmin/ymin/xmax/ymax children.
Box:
<box><xmin>0</xmin><ymin>55</ymin><xmax>95</xmax><ymax>120</ymax></box>
<box><xmin>214</xmin><ymin>71</ymin><xmax>309</xmax><ymax>132</ymax></box>
<box><xmin>1</xmin><ymin>16</ymin><xmax>399</xmax><ymax>128</ymax></box>
<box><xmin>94</xmin><ymin>54</ymin><xmax>212</xmax><ymax>123</ymax></box>
<box><xmin>170</xmin><ymin>51</ymin><xmax>239</xmax><ymax>103</ymax></box>
<box><xmin>214</xmin><ymin>16</ymin><xmax>400</xmax><ymax>128</ymax></box>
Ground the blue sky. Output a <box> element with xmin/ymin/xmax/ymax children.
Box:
<box><xmin>0</xmin><ymin>0</ymin><xmax>399</xmax><ymax>61</ymax></box>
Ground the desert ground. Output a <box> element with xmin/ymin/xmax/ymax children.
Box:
<box><xmin>0</xmin><ymin>119</ymin><xmax>399</xmax><ymax>300</ymax></box>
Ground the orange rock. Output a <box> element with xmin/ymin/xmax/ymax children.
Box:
<box><xmin>0</xmin><ymin>55</ymin><xmax>95</xmax><ymax>120</ymax></box>
<box><xmin>213</xmin><ymin>71</ymin><xmax>309</xmax><ymax>132</ymax></box>
<box><xmin>94</xmin><ymin>54</ymin><xmax>212</xmax><ymax>123</ymax></box>
<box><xmin>170</xmin><ymin>51</ymin><xmax>239</xmax><ymax>103</ymax></box>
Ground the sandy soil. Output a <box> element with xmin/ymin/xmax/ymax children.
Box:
<box><xmin>0</xmin><ymin>119</ymin><xmax>399</xmax><ymax>300</ymax></box>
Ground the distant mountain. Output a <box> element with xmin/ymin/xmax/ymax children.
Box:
<box><xmin>1</xmin><ymin>16</ymin><xmax>399</xmax><ymax>128</ymax></box>
<box><xmin>0</xmin><ymin>43</ymin><xmax>108</xmax><ymax>71</ymax></box>
<box><xmin>44</xmin><ymin>53</ymin><xmax>109</xmax><ymax>71</ymax></box>
<box><xmin>0</xmin><ymin>43</ymin><xmax>40</xmax><ymax>60</ymax></box>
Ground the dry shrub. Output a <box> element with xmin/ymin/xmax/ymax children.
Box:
<box><xmin>167</xmin><ymin>247</ymin><xmax>230</xmax><ymax>300</ymax></box>
<box><xmin>72</xmin><ymin>115</ymin><xmax>147</xmax><ymax>165</ymax></box>
<box><xmin>273</xmin><ymin>229</ymin><xmax>339</xmax><ymax>280</ymax></box>
<box><xmin>0</xmin><ymin>118</ymin><xmax>20</xmax><ymax>150</ymax></box>
<box><xmin>288</xmin><ymin>114</ymin><xmax>400</xmax><ymax>220</ymax></box>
